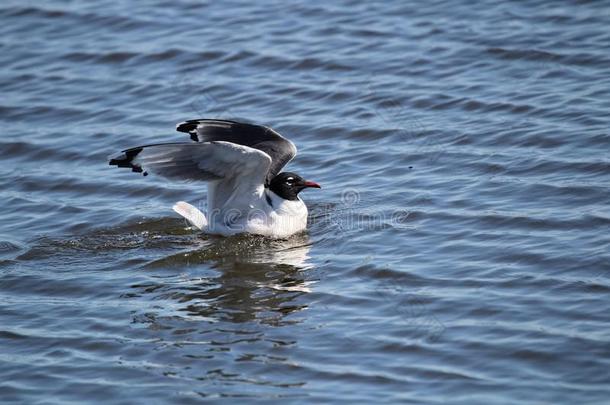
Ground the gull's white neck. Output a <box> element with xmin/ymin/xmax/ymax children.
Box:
<box><xmin>254</xmin><ymin>189</ymin><xmax>308</xmax><ymax>238</ymax></box>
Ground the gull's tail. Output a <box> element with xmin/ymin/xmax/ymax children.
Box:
<box><xmin>173</xmin><ymin>201</ymin><xmax>207</xmax><ymax>230</ymax></box>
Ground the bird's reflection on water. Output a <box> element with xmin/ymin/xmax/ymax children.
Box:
<box><xmin>131</xmin><ymin>231</ymin><xmax>315</xmax><ymax>326</ymax></box>
<box><xmin>121</xmin><ymin>230</ymin><xmax>315</xmax><ymax>392</ymax></box>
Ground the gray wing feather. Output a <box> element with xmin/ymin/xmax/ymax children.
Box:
<box><xmin>109</xmin><ymin>141</ymin><xmax>272</xmax><ymax>184</ymax></box>
<box><xmin>175</xmin><ymin>119</ymin><xmax>296</xmax><ymax>183</ymax></box>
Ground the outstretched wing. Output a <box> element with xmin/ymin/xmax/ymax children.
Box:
<box><xmin>108</xmin><ymin>141</ymin><xmax>272</xmax><ymax>187</ymax></box>
<box><xmin>175</xmin><ymin>119</ymin><xmax>296</xmax><ymax>184</ymax></box>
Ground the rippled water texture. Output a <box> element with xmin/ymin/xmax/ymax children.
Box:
<box><xmin>1</xmin><ymin>1</ymin><xmax>609</xmax><ymax>403</ymax></box>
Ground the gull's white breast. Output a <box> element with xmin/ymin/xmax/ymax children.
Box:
<box><xmin>203</xmin><ymin>187</ymin><xmax>308</xmax><ymax>238</ymax></box>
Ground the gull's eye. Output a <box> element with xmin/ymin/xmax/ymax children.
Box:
<box><xmin>285</xmin><ymin>177</ymin><xmax>294</xmax><ymax>184</ymax></box>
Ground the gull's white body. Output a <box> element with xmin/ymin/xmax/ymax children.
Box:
<box><xmin>165</xmin><ymin>140</ymin><xmax>308</xmax><ymax>238</ymax></box>
<box><xmin>173</xmin><ymin>187</ymin><xmax>308</xmax><ymax>238</ymax></box>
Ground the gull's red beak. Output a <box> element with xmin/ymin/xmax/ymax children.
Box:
<box><xmin>303</xmin><ymin>180</ymin><xmax>321</xmax><ymax>189</ymax></box>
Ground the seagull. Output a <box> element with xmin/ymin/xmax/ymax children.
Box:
<box><xmin>109</xmin><ymin>119</ymin><xmax>321</xmax><ymax>238</ymax></box>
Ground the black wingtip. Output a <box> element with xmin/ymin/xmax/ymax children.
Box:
<box><xmin>176</xmin><ymin>120</ymin><xmax>201</xmax><ymax>142</ymax></box>
<box><xmin>176</xmin><ymin>120</ymin><xmax>199</xmax><ymax>134</ymax></box>
<box><xmin>108</xmin><ymin>147</ymin><xmax>146</xmax><ymax>175</ymax></box>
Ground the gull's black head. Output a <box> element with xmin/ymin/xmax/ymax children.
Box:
<box><xmin>268</xmin><ymin>172</ymin><xmax>321</xmax><ymax>201</ymax></box>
